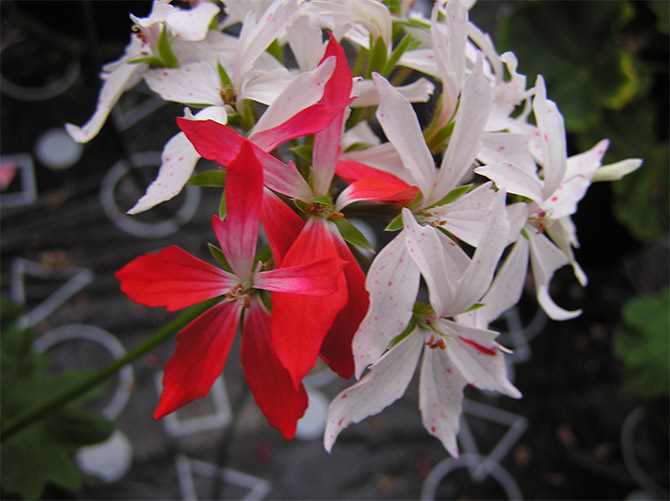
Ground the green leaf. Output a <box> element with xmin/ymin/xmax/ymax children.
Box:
<box><xmin>331</xmin><ymin>217</ymin><xmax>374</xmax><ymax>252</ymax></box>
<box><xmin>0</xmin><ymin>306</ymin><xmax>114</xmax><ymax>499</ymax></box>
<box><xmin>613</xmin><ymin>287</ymin><xmax>670</xmax><ymax>400</ymax></box>
<box><xmin>495</xmin><ymin>1</ymin><xmax>640</xmax><ymax>133</ymax></box>
<box><xmin>189</xmin><ymin>169</ymin><xmax>227</xmax><ymax>187</ymax></box>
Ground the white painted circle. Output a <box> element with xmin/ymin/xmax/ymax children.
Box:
<box><xmin>76</xmin><ymin>429</ymin><xmax>133</xmax><ymax>483</ymax></box>
<box><xmin>34</xmin><ymin>128</ymin><xmax>83</xmax><ymax>170</ymax></box>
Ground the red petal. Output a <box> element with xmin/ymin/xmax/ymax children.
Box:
<box><xmin>260</xmin><ymin>189</ymin><xmax>305</xmax><ymax>267</ymax></box>
<box><xmin>338</xmin><ymin>175</ymin><xmax>419</xmax><ymax>208</ymax></box>
<box><xmin>212</xmin><ymin>141</ymin><xmax>262</xmax><ymax>279</ymax></box>
<box><xmin>154</xmin><ymin>301</ymin><xmax>241</xmax><ymax>419</ymax></box>
<box><xmin>176</xmin><ymin>118</ymin><xmax>310</xmax><ymax>200</ymax></box>
<box><xmin>270</xmin><ymin>218</ymin><xmax>348</xmax><ymax>388</ymax></box>
<box><xmin>241</xmin><ymin>297</ymin><xmax>308</xmax><ymax>439</ymax></box>
<box><xmin>115</xmin><ymin>246</ymin><xmax>235</xmax><ymax>311</ymax></box>
<box><xmin>318</xmin><ymin>232</ymin><xmax>369</xmax><ymax>379</ymax></box>
<box><xmin>248</xmin><ymin>36</ymin><xmax>353</xmax><ymax>152</ymax></box>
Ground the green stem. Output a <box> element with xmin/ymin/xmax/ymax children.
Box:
<box><xmin>1</xmin><ymin>298</ymin><xmax>219</xmax><ymax>441</ymax></box>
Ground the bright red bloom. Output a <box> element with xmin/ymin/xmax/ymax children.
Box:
<box><xmin>115</xmin><ymin>142</ymin><xmax>345</xmax><ymax>439</ymax></box>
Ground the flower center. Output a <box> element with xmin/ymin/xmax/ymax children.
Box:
<box><xmin>225</xmin><ymin>282</ymin><xmax>252</xmax><ymax>308</ymax></box>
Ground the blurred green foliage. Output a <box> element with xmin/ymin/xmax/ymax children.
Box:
<box><xmin>496</xmin><ymin>0</ymin><xmax>669</xmax><ymax>242</ymax></box>
<box><xmin>613</xmin><ymin>287</ymin><xmax>670</xmax><ymax>400</ymax></box>
<box><xmin>1</xmin><ymin>300</ymin><xmax>114</xmax><ymax>500</ymax></box>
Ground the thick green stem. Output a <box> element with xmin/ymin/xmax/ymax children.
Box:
<box><xmin>1</xmin><ymin>298</ymin><xmax>219</xmax><ymax>441</ymax></box>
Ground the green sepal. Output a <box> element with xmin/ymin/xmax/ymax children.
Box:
<box><xmin>290</xmin><ymin>144</ymin><xmax>313</xmax><ymax>162</ymax></box>
<box><xmin>520</xmin><ymin>228</ymin><xmax>530</xmax><ymax>240</ymax></box>
<box><xmin>343</xmin><ymin>142</ymin><xmax>371</xmax><ymax>153</ymax></box>
<box><xmin>427</xmin><ymin>184</ymin><xmax>472</xmax><ymax>209</ymax></box>
<box><xmin>217</xmin><ymin>61</ymin><xmax>233</xmax><ymax>88</ymax></box>
<box><xmin>312</xmin><ymin>194</ymin><xmax>333</xmax><ymax>206</ymax></box>
<box><xmin>218</xmin><ymin>192</ymin><xmax>227</xmax><ymax>220</ymax></box>
<box><xmin>331</xmin><ymin>217</ymin><xmax>374</xmax><ymax>253</ymax></box>
<box><xmin>128</xmin><ymin>56</ymin><xmax>167</xmax><ymax>67</ymax></box>
<box><xmin>393</xmin><ymin>17</ymin><xmax>430</xmax><ymax>31</ymax></box>
<box><xmin>387</xmin><ymin>316</ymin><xmax>416</xmax><ymax>350</ymax></box>
<box><xmin>266</xmin><ymin>39</ymin><xmax>284</xmax><ymax>64</ymax></box>
<box><xmin>366</xmin><ymin>35</ymin><xmax>388</xmax><ymax>79</ymax></box>
<box><xmin>157</xmin><ymin>27</ymin><xmax>179</xmax><ymax>68</ymax></box>
<box><xmin>464</xmin><ymin>303</ymin><xmax>485</xmax><ymax>313</ymax></box>
<box><xmin>208</xmin><ymin>243</ymin><xmax>232</xmax><ymax>272</ymax></box>
<box><xmin>189</xmin><ymin>169</ymin><xmax>227</xmax><ymax>187</ymax></box>
<box><xmin>384</xmin><ymin>213</ymin><xmax>404</xmax><ymax>232</ymax></box>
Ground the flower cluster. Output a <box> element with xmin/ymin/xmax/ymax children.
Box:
<box><xmin>67</xmin><ymin>0</ymin><xmax>642</xmax><ymax>454</ymax></box>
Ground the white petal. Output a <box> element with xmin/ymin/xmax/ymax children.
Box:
<box><xmin>165</xmin><ymin>2</ymin><xmax>220</xmax><ymax>41</ymax></box>
<box><xmin>324</xmin><ymin>330</ymin><xmax>424</xmax><ymax>452</ymax></box>
<box><xmin>543</xmin><ymin>176</ymin><xmax>591</xmax><ymax>220</ymax></box>
<box><xmin>127</xmin><ymin>131</ymin><xmax>200</xmax><ymax>215</ymax></box>
<box><xmin>546</xmin><ymin>218</ymin><xmax>587</xmax><ymax>287</ymax></box>
<box><xmin>431</xmin><ymin>0</ymin><xmax>468</xmax><ymax>121</ymax></box>
<box><xmin>440</xmin><ymin>319</ymin><xmax>521</xmax><ymax>398</ymax></box>
<box><xmin>432</xmin><ymin>53</ymin><xmax>493</xmax><ymax>205</ymax></box>
<box><xmin>475</xmin><ymin>162</ymin><xmax>543</xmax><ymax>203</ymax></box>
<box><xmin>373</xmin><ymin>73</ymin><xmax>436</xmax><ymax>199</ymax></box>
<box><xmin>593</xmin><ymin>158</ymin><xmax>642</xmax><ymax>182</ymax></box>
<box><xmin>352</xmin><ymin>233</ymin><xmax>420</xmax><ymax>379</ymax></box>
<box><xmin>351</xmin><ymin>78</ymin><xmax>435</xmax><ymax>107</ymax></box>
<box><xmin>447</xmin><ymin>190</ymin><xmax>509</xmax><ymax>316</ymax></box>
<box><xmin>402</xmin><ymin>209</ymin><xmax>452</xmax><ymax>317</ymax></box>
<box><xmin>286</xmin><ymin>14</ymin><xmax>326</xmax><ymax>71</ymax></box>
<box><xmin>65</xmin><ymin>60</ymin><xmax>146</xmax><ymax>143</ymax></box>
<box><xmin>144</xmin><ymin>62</ymin><xmax>223</xmax><ymax>106</ymax></box>
<box><xmin>398</xmin><ymin>49</ymin><xmax>440</xmax><ymax>78</ymax></box>
<box><xmin>234</xmin><ymin>0</ymin><xmax>299</xmax><ymax>91</ymax></box>
<box><xmin>479</xmin><ymin>132</ymin><xmax>536</xmax><ymax>175</ymax></box>
<box><xmin>433</xmin><ymin>182</ymin><xmax>497</xmax><ymax>247</ymax></box>
<box><xmin>419</xmin><ymin>340</ymin><xmax>468</xmax><ymax>457</ymax></box>
<box><xmin>249</xmin><ymin>56</ymin><xmax>334</xmax><ymax>139</ymax></box>
<box><xmin>471</xmin><ymin>236</ymin><xmax>530</xmax><ymax>327</ymax></box>
<box><xmin>239</xmin><ymin>67</ymin><xmax>294</xmax><ymax>105</ymax></box>
<box><xmin>565</xmin><ymin>139</ymin><xmax>609</xmax><ymax>181</ymax></box>
<box><xmin>528</xmin><ymin>231</ymin><xmax>580</xmax><ymax>320</ymax></box>
<box><xmin>533</xmin><ymin>75</ymin><xmax>567</xmax><ymax>200</ymax></box>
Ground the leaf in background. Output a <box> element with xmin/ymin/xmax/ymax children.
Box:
<box><xmin>1</xmin><ymin>302</ymin><xmax>114</xmax><ymax>499</ymax></box>
<box><xmin>613</xmin><ymin>287</ymin><xmax>670</xmax><ymax>400</ymax></box>
<box><xmin>495</xmin><ymin>1</ymin><xmax>640</xmax><ymax>133</ymax></box>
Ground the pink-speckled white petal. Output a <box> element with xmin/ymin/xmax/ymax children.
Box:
<box><xmin>324</xmin><ymin>330</ymin><xmax>424</xmax><ymax>452</ymax></box>
<box><xmin>475</xmin><ymin>162</ymin><xmax>544</xmax><ymax>203</ymax></box>
<box><xmin>127</xmin><ymin>132</ymin><xmax>200</xmax><ymax>215</ymax></box>
<box><xmin>352</xmin><ymin>233</ymin><xmax>420</xmax><ymax>379</ymax></box>
<box><xmin>439</xmin><ymin>319</ymin><xmax>521</xmax><ymax>398</ymax></box>
<box><xmin>144</xmin><ymin>62</ymin><xmax>223</xmax><ymax>105</ymax></box>
<box><xmin>419</xmin><ymin>339</ymin><xmax>468</xmax><ymax>457</ymax></box>
<box><xmin>402</xmin><ymin>209</ymin><xmax>453</xmax><ymax>318</ymax></box>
